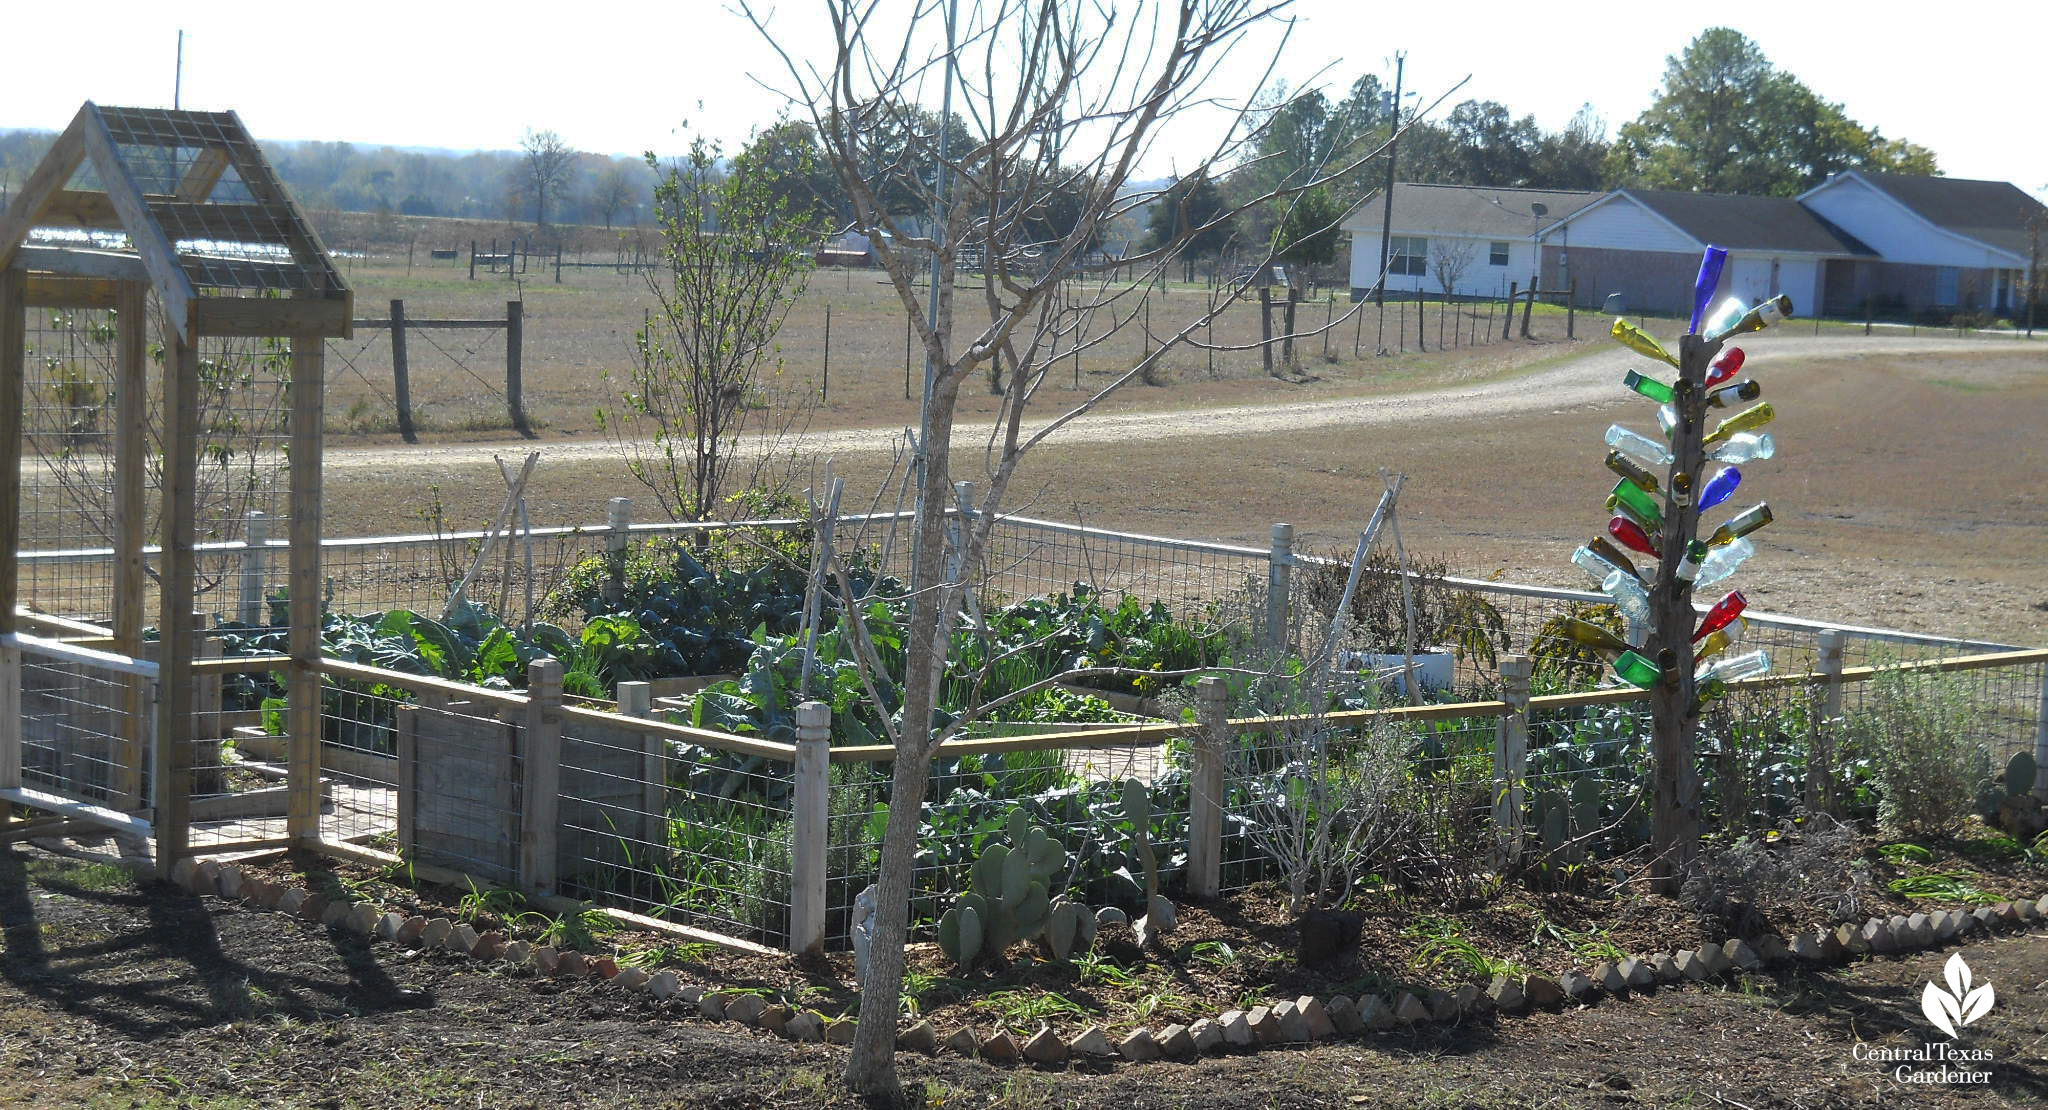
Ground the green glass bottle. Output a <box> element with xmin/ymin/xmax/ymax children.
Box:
<box><xmin>1622</xmin><ymin>369</ymin><xmax>1676</xmax><ymax>404</ymax></box>
<box><xmin>1610</xmin><ymin>318</ymin><xmax>1681</xmax><ymax>369</ymax></box>
<box><xmin>1703</xmin><ymin>503</ymin><xmax>1772</xmax><ymax>547</ymax></box>
<box><xmin>1613</xmin><ymin>650</ymin><xmax>1663</xmax><ymax>689</ymax></box>
<box><xmin>1702</xmin><ymin>402</ymin><xmax>1775</xmax><ymax>447</ymax></box>
<box><xmin>1607</xmin><ymin>479</ymin><xmax>1664</xmax><ymax>532</ymax></box>
<box><xmin>1673</xmin><ymin>539</ymin><xmax>1708</xmax><ymax>584</ymax></box>
<box><xmin>1604</xmin><ymin>450</ymin><xmax>1660</xmax><ymax>494</ymax></box>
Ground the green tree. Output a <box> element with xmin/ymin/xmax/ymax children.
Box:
<box><xmin>1145</xmin><ymin>173</ymin><xmax>1230</xmax><ymax>255</ymax></box>
<box><xmin>1273</xmin><ymin>186</ymin><xmax>1342</xmax><ymax>267</ymax></box>
<box><xmin>1607</xmin><ymin>28</ymin><xmax>1939</xmax><ymax>196</ymax></box>
<box><xmin>596</xmin><ymin>135</ymin><xmax>825</xmax><ymax>522</ymax></box>
<box><xmin>735</xmin><ymin>118</ymin><xmax>847</xmax><ymax>227</ymax></box>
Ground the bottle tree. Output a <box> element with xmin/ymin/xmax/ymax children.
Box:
<box><xmin>1574</xmin><ymin>244</ymin><xmax>1792</xmax><ymax>891</ymax></box>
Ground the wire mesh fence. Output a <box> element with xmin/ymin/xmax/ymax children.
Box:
<box><xmin>556</xmin><ymin>711</ymin><xmax>796</xmax><ymax>947</ymax></box>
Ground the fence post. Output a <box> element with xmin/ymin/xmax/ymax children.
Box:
<box><xmin>468</xmin><ymin>239</ymin><xmax>477</xmax><ymax>281</ymax></box>
<box><xmin>2035</xmin><ymin>663</ymin><xmax>2048</xmax><ymax>802</ymax></box>
<box><xmin>1258</xmin><ymin>286</ymin><xmax>1274</xmax><ymax>375</ymax></box>
<box><xmin>617</xmin><ymin>680</ymin><xmax>663</xmax><ymax>858</ymax></box>
<box><xmin>604</xmin><ymin>497</ymin><xmax>632</xmax><ymax>607</ymax></box>
<box><xmin>1813</xmin><ymin>628</ymin><xmax>1845</xmax><ymax>813</ymax></box>
<box><xmin>1266</xmin><ymin>523</ymin><xmax>1293</xmax><ymax>655</ymax></box>
<box><xmin>1503</xmin><ymin>281</ymin><xmax>1516</xmax><ymax>340</ymax></box>
<box><xmin>521</xmin><ymin>658</ymin><xmax>564</xmax><ymax>896</ymax></box>
<box><xmin>506</xmin><ymin>300</ymin><xmax>530</xmax><ymax>437</ymax></box>
<box><xmin>790</xmin><ymin>700</ymin><xmax>830</xmax><ymax>956</ymax></box>
<box><xmin>1187</xmin><ymin>677</ymin><xmax>1227</xmax><ymax>899</ymax></box>
<box><xmin>554</xmin><ymin>243</ymin><xmax>563</xmax><ymax>284</ymax></box>
<box><xmin>821</xmin><ymin>303</ymin><xmax>831</xmax><ymax>403</ymax></box>
<box><xmin>239</xmin><ymin>510</ymin><xmax>269</xmax><ymax>626</ymax></box>
<box><xmin>389</xmin><ymin>298</ymin><xmax>416</xmax><ymax>443</ymax></box>
<box><xmin>1493</xmin><ymin>654</ymin><xmax>1532</xmax><ymax>866</ymax></box>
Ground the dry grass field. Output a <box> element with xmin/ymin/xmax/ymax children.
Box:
<box><xmin>310</xmin><ymin>254</ymin><xmax>2048</xmax><ymax>647</ymax></box>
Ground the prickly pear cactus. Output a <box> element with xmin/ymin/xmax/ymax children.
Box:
<box><xmin>2006</xmin><ymin>752</ymin><xmax>2037</xmax><ymax>799</ymax></box>
<box><xmin>941</xmin><ymin>808</ymin><xmax>1066</xmax><ymax>966</ymax></box>
<box><xmin>1118</xmin><ymin>778</ymin><xmax>1177</xmax><ymax>944</ymax></box>
<box><xmin>1045</xmin><ymin>898</ymin><xmax>1097</xmax><ymax>962</ymax></box>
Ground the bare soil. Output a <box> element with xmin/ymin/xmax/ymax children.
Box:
<box><xmin>3</xmin><ymin>842</ymin><xmax>2045</xmax><ymax>1108</ymax></box>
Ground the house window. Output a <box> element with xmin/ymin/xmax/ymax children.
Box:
<box><xmin>1935</xmin><ymin>266</ymin><xmax>1960</xmax><ymax>306</ymax></box>
<box><xmin>1489</xmin><ymin>241</ymin><xmax>1510</xmax><ymax>266</ymax></box>
<box><xmin>1389</xmin><ymin>235</ymin><xmax>1429</xmax><ymax>276</ymax></box>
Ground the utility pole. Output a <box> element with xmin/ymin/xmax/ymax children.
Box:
<box><xmin>173</xmin><ymin>30</ymin><xmax>184</xmax><ymax>109</ymax></box>
<box><xmin>1373</xmin><ymin>52</ymin><xmax>1405</xmax><ymax>309</ymax></box>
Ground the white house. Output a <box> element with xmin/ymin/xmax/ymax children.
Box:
<box><xmin>1534</xmin><ymin>188</ymin><xmax>1873</xmax><ymax>318</ymax></box>
<box><xmin>1797</xmin><ymin>171</ymin><xmax>2039</xmax><ymax>316</ymax></box>
<box><xmin>1344</xmin><ymin>172</ymin><xmax>2045</xmax><ymax>319</ymax></box>
<box><xmin>1342</xmin><ymin>184</ymin><xmax>1603</xmax><ymax>300</ymax></box>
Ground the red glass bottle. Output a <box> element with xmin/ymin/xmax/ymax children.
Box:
<box><xmin>1691</xmin><ymin>590</ymin><xmax>1749</xmax><ymax>643</ymax></box>
<box><xmin>1608</xmin><ymin>515</ymin><xmax>1660</xmax><ymax>559</ymax></box>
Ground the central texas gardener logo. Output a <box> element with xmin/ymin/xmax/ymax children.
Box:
<box><xmin>1922</xmin><ymin>953</ymin><xmax>1994</xmax><ymax>1039</ymax></box>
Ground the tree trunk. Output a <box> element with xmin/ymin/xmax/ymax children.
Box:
<box><xmin>844</xmin><ymin>366</ymin><xmax>961</xmax><ymax>1098</ymax></box>
<box><xmin>1649</xmin><ymin>334</ymin><xmax>1710</xmax><ymax>891</ymax></box>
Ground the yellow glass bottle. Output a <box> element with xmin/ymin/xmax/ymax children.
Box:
<box><xmin>1701</xmin><ymin>402</ymin><xmax>1774</xmax><ymax>447</ymax></box>
<box><xmin>1610</xmin><ymin>318</ymin><xmax>1680</xmax><ymax>369</ymax></box>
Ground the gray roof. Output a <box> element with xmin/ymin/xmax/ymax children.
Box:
<box><xmin>1615</xmin><ymin>189</ymin><xmax>1876</xmax><ymax>256</ymax></box>
<box><xmin>1343</xmin><ymin>183</ymin><xmax>1604</xmax><ymax>236</ymax></box>
<box><xmin>1855</xmin><ymin>173</ymin><xmax>2045</xmax><ymax>257</ymax></box>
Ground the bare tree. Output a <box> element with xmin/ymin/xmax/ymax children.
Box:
<box><xmin>596</xmin><ymin>136</ymin><xmax>824</xmax><ymax>523</ymax></box>
<box><xmin>743</xmin><ymin>0</ymin><xmax>1397</xmax><ymax>1095</ymax></box>
<box><xmin>1430</xmin><ymin>238</ymin><xmax>1475</xmax><ymax>298</ymax></box>
<box><xmin>590</xmin><ymin>162</ymin><xmax>638</xmax><ymax>229</ymax></box>
<box><xmin>519</xmin><ymin>128</ymin><xmax>577</xmax><ymax>227</ymax></box>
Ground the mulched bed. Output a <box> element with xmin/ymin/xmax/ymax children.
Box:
<box><xmin>3</xmin><ymin>840</ymin><xmax>2046</xmax><ymax>1108</ymax></box>
<box><xmin>226</xmin><ymin>819</ymin><xmax>2048</xmax><ymax>1046</ymax></box>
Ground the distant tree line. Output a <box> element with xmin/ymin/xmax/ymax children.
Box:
<box><xmin>0</xmin><ymin>28</ymin><xmax>1940</xmax><ymax>258</ymax></box>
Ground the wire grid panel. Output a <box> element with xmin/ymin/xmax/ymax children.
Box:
<box><xmin>343</xmin><ymin>689</ymin><xmax>521</xmax><ymax>883</ymax></box>
<box><xmin>823</xmin><ymin>743</ymin><xmax>1191</xmax><ymax>949</ymax></box>
<box><xmin>557</xmin><ymin>716</ymin><xmax>795</xmax><ymax>946</ymax></box>
<box><xmin>16</xmin><ymin>645</ymin><xmax>152</xmax><ymax>810</ymax></box>
<box><xmin>1217</xmin><ymin>709</ymin><xmax>1506</xmax><ymax>895</ymax></box>
<box><xmin>1524</xmin><ymin>699</ymin><xmax>1655</xmax><ymax>856</ymax></box>
<box><xmin>318</xmin><ymin>528</ymin><xmax>614</xmax><ymax>626</ymax></box>
<box><xmin>17</xmin><ymin>305</ymin><xmax>123</xmax><ymax>621</ymax></box>
<box><xmin>978</xmin><ymin>517</ymin><xmax>1266</xmax><ymax>614</ymax></box>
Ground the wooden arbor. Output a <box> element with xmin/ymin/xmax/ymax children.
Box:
<box><xmin>0</xmin><ymin>103</ymin><xmax>351</xmax><ymax>873</ymax></box>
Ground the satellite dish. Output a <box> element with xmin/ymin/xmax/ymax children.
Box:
<box><xmin>1530</xmin><ymin>202</ymin><xmax>1549</xmax><ymax>218</ymax></box>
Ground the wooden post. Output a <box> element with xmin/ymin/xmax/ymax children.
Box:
<box><xmin>1811</xmin><ymin>628</ymin><xmax>1845</xmax><ymax>814</ymax></box>
<box><xmin>1417</xmin><ymin>290</ymin><xmax>1427</xmax><ymax>353</ymax></box>
<box><xmin>554</xmin><ymin>243</ymin><xmax>563</xmax><ymax>284</ymax></box>
<box><xmin>489</xmin><ymin>238</ymin><xmax>497</xmax><ymax>276</ymax></box>
<box><xmin>1520</xmin><ymin>288</ymin><xmax>1535</xmax><ymax>339</ymax></box>
<box><xmin>1322</xmin><ymin>294</ymin><xmax>1334</xmax><ymax>361</ymax></box>
<box><xmin>617</xmin><ymin>681</ymin><xmax>664</xmax><ymax>860</ymax></box>
<box><xmin>389</xmin><ymin>298</ymin><xmax>416</xmax><ymax>443</ymax></box>
<box><xmin>1258</xmin><ymin>286</ymin><xmax>1274</xmax><ymax>375</ymax></box>
<box><xmin>112</xmin><ymin>281</ymin><xmax>149</xmax><ymax>808</ymax></box>
<box><xmin>1493</xmin><ymin>655</ymin><xmax>1533</xmax><ymax>866</ymax></box>
<box><xmin>903</xmin><ymin>313</ymin><xmax>913</xmax><ymax>400</ymax></box>
<box><xmin>790</xmin><ymin>700</ymin><xmax>830</xmax><ymax>955</ymax></box>
<box><xmin>1567</xmin><ymin>279</ymin><xmax>1576</xmax><ymax>339</ymax></box>
<box><xmin>1266</xmin><ymin>523</ymin><xmax>1293</xmax><ymax>655</ymax></box>
<box><xmin>192</xmin><ymin>613</ymin><xmax>223</xmax><ymax>796</ymax></box>
<box><xmin>821</xmin><ymin>303</ymin><xmax>831</xmax><ymax>402</ymax></box>
<box><xmin>603</xmin><ymin>497</ymin><xmax>632</xmax><ymax>607</ymax></box>
<box><xmin>506</xmin><ymin>300</ymin><xmax>530</xmax><ymax>437</ymax></box>
<box><xmin>154</xmin><ymin>331</ymin><xmax>201</xmax><ymax>877</ymax></box>
<box><xmin>1353</xmin><ymin>295</ymin><xmax>1364</xmax><ymax>357</ymax></box>
<box><xmin>521</xmin><ymin>658</ymin><xmax>564</xmax><ymax>895</ymax></box>
<box><xmin>1187</xmin><ymin>677</ymin><xmax>1227</xmax><ymax>899</ymax></box>
<box><xmin>1648</xmin><ymin>333</ymin><xmax>1712</xmax><ymax>892</ymax></box>
<box><xmin>2035</xmin><ymin>661</ymin><xmax>2048</xmax><ymax>802</ymax></box>
<box><xmin>238</xmin><ymin>511</ymin><xmax>269</xmax><ymax>627</ymax></box>
<box><xmin>1281</xmin><ymin>287</ymin><xmax>1298</xmax><ymax>366</ymax></box>
<box><xmin>468</xmin><ymin>239</ymin><xmax>477</xmax><ymax>281</ymax></box>
<box><xmin>0</xmin><ymin>272</ymin><xmax>22</xmax><ymax>799</ymax></box>
<box><xmin>1503</xmin><ymin>282</ymin><xmax>1516</xmax><ymax>340</ymax></box>
<box><xmin>286</xmin><ymin>338</ymin><xmax>325</xmax><ymax>844</ymax></box>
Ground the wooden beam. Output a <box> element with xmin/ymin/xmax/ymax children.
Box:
<box><xmin>190</xmin><ymin>295</ymin><xmax>351</xmax><ymax>339</ymax></box>
<box><xmin>286</xmin><ymin>340</ymin><xmax>323</xmax><ymax>844</ymax></box>
<box><xmin>223</xmin><ymin>110</ymin><xmax>348</xmax><ymax>298</ymax></box>
<box><xmin>22</xmin><ymin>274</ymin><xmax>123</xmax><ymax>309</ymax></box>
<box><xmin>113</xmin><ymin>281</ymin><xmax>148</xmax><ymax>810</ymax></box>
<box><xmin>0</xmin><ymin>271</ymin><xmax>22</xmax><ymax>799</ymax></box>
<box><xmin>79</xmin><ymin>103</ymin><xmax>196</xmax><ymax>342</ymax></box>
<box><xmin>36</xmin><ymin>190</ymin><xmax>121</xmax><ymax>229</ymax></box>
<box><xmin>10</xmin><ymin>244</ymin><xmax>149</xmax><ymax>282</ymax></box>
<box><xmin>153</xmin><ymin>330</ymin><xmax>199</xmax><ymax>875</ymax></box>
<box><xmin>0</xmin><ymin>111</ymin><xmax>88</xmax><ymax>273</ymax></box>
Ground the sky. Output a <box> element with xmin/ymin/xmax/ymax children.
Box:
<box><xmin>4</xmin><ymin>1</ymin><xmax>2044</xmax><ymax>199</ymax></box>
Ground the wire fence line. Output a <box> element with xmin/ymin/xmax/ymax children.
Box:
<box><xmin>11</xmin><ymin>509</ymin><xmax>2042</xmax><ymax>956</ymax></box>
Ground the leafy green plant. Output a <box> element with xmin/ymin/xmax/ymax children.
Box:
<box><xmin>1849</xmin><ymin>663</ymin><xmax>1991</xmax><ymax>838</ymax></box>
<box><xmin>1878</xmin><ymin>842</ymin><xmax>1936</xmax><ymax>865</ymax></box>
<box><xmin>456</xmin><ymin>878</ymin><xmax>527</xmax><ymax>925</ymax></box>
<box><xmin>1887</xmin><ymin>872</ymin><xmax>1986</xmax><ymax>901</ymax></box>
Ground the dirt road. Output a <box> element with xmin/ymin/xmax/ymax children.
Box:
<box><xmin>317</xmin><ymin>334</ymin><xmax>2005</xmax><ymax>472</ymax></box>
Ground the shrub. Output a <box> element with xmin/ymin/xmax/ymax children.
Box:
<box><xmin>1689</xmin><ymin>810</ymin><xmax>1873</xmax><ymax>930</ymax></box>
<box><xmin>1848</xmin><ymin>664</ymin><xmax>1991</xmax><ymax>839</ymax></box>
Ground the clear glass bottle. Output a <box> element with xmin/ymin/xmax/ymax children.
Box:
<box><xmin>1707</xmin><ymin>431</ymin><xmax>1775</xmax><ymax>464</ymax></box>
<box><xmin>1606</xmin><ymin>424</ymin><xmax>1674</xmax><ymax>467</ymax></box>
<box><xmin>1694</xmin><ymin>538</ymin><xmax>1754</xmax><ymax>590</ymax></box>
<box><xmin>1708</xmin><ymin>294</ymin><xmax>1793</xmax><ymax>342</ymax></box>
<box><xmin>1603</xmin><ymin>570</ymin><xmax>1652</xmax><ymax>626</ymax></box>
